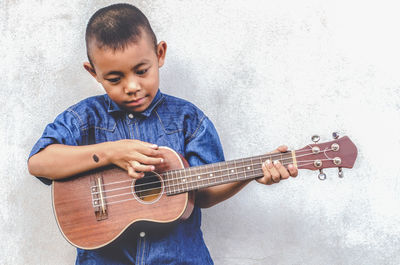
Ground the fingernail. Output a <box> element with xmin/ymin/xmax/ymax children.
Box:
<box><xmin>150</xmin><ymin>166</ymin><xmax>155</xmax><ymax>171</ymax></box>
<box><xmin>288</xmin><ymin>164</ymin><xmax>293</xmax><ymax>169</ymax></box>
<box><xmin>273</xmin><ymin>160</ymin><xmax>280</xmax><ymax>165</ymax></box>
<box><xmin>151</xmin><ymin>144</ymin><xmax>158</xmax><ymax>149</ymax></box>
<box><xmin>265</xmin><ymin>159</ymin><xmax>271</xmax><ymax>164</ymax></box>
<box><xmin>160</xmin><ymin>158</ymin><xmax>164</xmax><ymax>163</ymax></box>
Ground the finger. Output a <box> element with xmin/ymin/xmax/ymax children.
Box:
<box><xmin>135</xmin><ymin>153</ymin><xmax>164</xmax><ymax>165</ymax></box>
<box><xmin>267</xmin><ymin>145</ymin><xmax>287</xmax><ymax>155</ymax></box>
<box><xmin>127</xmin><ymin>164</ymin><xmax>144</xmax><ymax>179</ymax></box>
<box><xmin>268</xmin><ymin>160</ymin><xmax>281</xmax><ymax>183</ymax></box>
<box><xmin>275</xmin><ymin>145</ymin><xmax>288</xmax><ymax>153</ymax></box>
<box><xmin>258</xmin><ymin>161</ymin><xmax>272</xmax><ymax>185</ymax></box>
<box><xmin>129</xmin><ymin>144</ymin><xmax>161</xmax><ymax>158</ymax></box>
<box><xmin>265</xmin><ymin>160</ymin><xmax>281</xmax><ymax>184</ymax></box>
<box><xmin>136</xmin><ymin>145</ymin><xmax>162</xmax><ymax>157</ymax></box>
<box><xmin>131</xmin><ymin>161</ymin><xmax>156</xmax><ymax>172</ymax></box>
<box><xmin>287</xmin><ymin>164</ymin><xmax>298</xmax><ymax>178</ymax></box>
<box><xmin>275</xmin><ymin>160</ymin><xmax>290</xmax><ymax>180</ymax></box>
<box><xmin>133</xmin><ymin>140</ymin><xmax>159</xmax><ymax>150</ymax></box>
<box><xmin>129</xmin><ymin>161</ymin><xmax>145</xmax><ymax>178</ymax></box>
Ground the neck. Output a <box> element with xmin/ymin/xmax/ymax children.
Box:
<box><xmin>164</xmin><ymin>152</ymin><xmax>294</xmax><ymax>195</ymax></box>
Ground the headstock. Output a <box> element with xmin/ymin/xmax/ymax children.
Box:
<box><xmin>294</xmin><ymin>133</ymin><xmax>358</xmax><ymax>180</ymax></box>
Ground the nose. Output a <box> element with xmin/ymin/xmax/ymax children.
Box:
<box><xmin>124</xmin><ymin>76</ymin><xmax>141</xmax><ymax>94</ymax></box>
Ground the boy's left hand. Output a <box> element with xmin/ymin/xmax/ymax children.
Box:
<box><xmin>257</xmin><ymin>145</ymin><xmax>298</xmax><ymax>185</ymax></box>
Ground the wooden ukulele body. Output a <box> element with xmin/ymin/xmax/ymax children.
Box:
<box><xmin>52</xmin><ymin>147</ymin><xmax>194</xmax><ymax>250</ymax></box>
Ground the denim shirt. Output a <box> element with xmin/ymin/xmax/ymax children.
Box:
<box><xmin>29</xmin><ymin>90</ymin><xmax>225</xmax><ymax>265</ymax></box>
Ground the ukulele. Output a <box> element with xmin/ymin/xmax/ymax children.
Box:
<box><xmin>52</xmin><ymin>134</ymin><xmax>357</xmax><ymax>249</ymax></box>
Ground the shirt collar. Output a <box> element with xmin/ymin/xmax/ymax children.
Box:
<box><xmin>106</xmin><ymin>89</ymin><xmax>164</xmax><ymax>118</ymax></box>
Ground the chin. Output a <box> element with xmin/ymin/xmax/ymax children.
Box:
<box><xmin>130</xmin><ymin>105</ymin><xmax>149</xmax><ymax>113</ymax></box>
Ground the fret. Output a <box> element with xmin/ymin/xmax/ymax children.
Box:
<box><xmin>258</xmin><ymin>156</ymin><xmax>264</xmax><ymax>176</ymax></box>
<box><xmin>209</xmin><ymin>163</ymin><xmax>216</xmax><ymax>186</ymax></box>
<box><xmin>179</xmin><ymin>168</ymin><xmax>185</xmax><ymax>193</ymax></box>
<box><xmin>186</xmin><ymin>167</ymin><xmax>192</xmax><ymax>192</ymax></box>
<box><xmin>171</xmin><ymin>170</ymin><xmax>177</xmax><ymax>194</ymax></box>
<box><xmin>189</xmin><ymin>167</ymin><xmax>195</xmax><ymax>191</ymax></box>
<box><xmin>232</xmin><ymin>160</ymin><xmax>238</xmax><ymax>181</ymax></box>
<box><xmin>204</xmin><ymin>164</ymin><xmax>209</xmax><ymax>187</ymax></box>
<box><xmin>242</xmin><ymin>158</ymin><xmax>247</xmax><ymax>180</ymax></box>
<box><xmin>168</xmin><ymin>171</ymin><xmax>175</xmax><ymax>195</ymax></box>
<box><xmin>255</xmin><ymin>155</ymin><xmax>263</xmax><ymax>176</ymax></box>
<box><xmin>243</xmin><ymin>157</ymin><xmax>253</xmax><ymax>180</ymax></box>
<box><xmin>220</xmin><ymin>161</ymin><xmax>229</xmax><ymax>184</ymax></box>
<box><xmin>186</xmin><ymin>168</ymin><xmax>191</xmax><ymax>192</ymax></box>
<box><xmin>187</xmin><ymin>168</ymin><xmax>192</xmax><ymax>192</ymax></box>
<box><xmin>236</xmin><ymin>158</ymin><xmax>245</xmax><ymax>180</ymax></box>
<box><xmin>213</xmin><ymin>163</ymin><xmax>223</xmax><ymax>183</ymax></box>
<box><xmin>244</xmin><ymin>158</ymin><xmax>250</xmax><ymax>179</ymax></box>
<box><xmin>180</xmin><ymin>169</ymin><xmax>188</xmax><ymax>193</ymax></box>
<box><xmin>169</xmin><ymin>171</ymin><xmax>175</xmax><ymax>194</ymax></box>
<box><xmin>176</xmin><ymin>170</ymin><xmax>182</xmax><ymax>193</ymax></box>
<box><xmin>191</xmin><ymin>167</ymin><xmax>197</xmax><ymax>190</ymax></box>
<box><xmin>171</xmin><ymin>170</ymin><xmax>176</xmax><ymax>193</ymax></box>
<box><xmin>286</xmin><ymin>152</ymin><xmax>294</xmax><ymax>167</ymax></box>
<box><xmin>198</xmin><ymin>166</ymin><xmax>205</xmax><ymax>189</ymax></box>
<box><xmin>193</xmin><ymin>166</ymin><xmax>201</xmax><ymax>190</ymax></box>
<box><xmin>184</xmin><ymin>169</ymin><xmax>190</xmax><ymax>192</ymax></box>
<box><xmin>215</xmin><ymin>162</ymin><xmax>222</xmax><ymax>185</ymax></box>
<box><xmin>163</xmin><ymin>172</ymin><xmax>170</xmax><ymax>195</ymax></box>
<box><xmin>249</xmin><ymin>157</ymin><xmax>256</xmax><ymax>178</ymax></box>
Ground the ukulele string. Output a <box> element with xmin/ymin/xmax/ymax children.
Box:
<box><xmin>90</xmin><ymin>147</ymin><xmax>322</xmax><ymax>191</ymax></box>
<box><xmin>91</xmin><ymin>148</ymin><xmax>334</xmax><ymax>194</ymax></box>
<box><xmin>92</xmin><ymin>155</ymin><xmax>307</xmax><ymax>195</ymax></box>
<box><xmin>100</xmin><ymin>160</ymin><xmax>320</xmax><ymax>206</ymax></box>
<box><xmin>93</xmin><ymin>158</ymin><xmax>332</xmax><ymax>206</ymax></box>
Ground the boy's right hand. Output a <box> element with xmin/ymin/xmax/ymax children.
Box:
<box><xmin>109</xmin><ymin>139</ymin><xmax>163</xmax><ymax>179</ymax></box>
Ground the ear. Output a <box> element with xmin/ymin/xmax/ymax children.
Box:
<box><xmin>83</xmin><ymin>62</ymin><xmax>99</xmax><ymax>80</ymax></box>
<box><xmin>156</xmin><ymin>41</ymin><xmax>167</xmax><ymax>68</ymax></box>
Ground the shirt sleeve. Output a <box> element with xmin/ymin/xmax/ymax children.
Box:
<box><xmin>184</xmin><ymin>116</ymin><xmax>225</xmax><ymax>167</ymax></box>
<box><xmin>28</xmin><ymin>109</ymin><xmax>82</xmax><ymax>185</ymax></box>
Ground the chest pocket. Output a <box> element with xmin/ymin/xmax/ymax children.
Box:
<box><xmin>141</xmin><ymin>111</ymin><xmax>185</xmax><ymax>154</ymax></box>
<box><xmin>84</xmin><ymin>119</ymin><xmax>122</xmax><ymax>144</ymax></box>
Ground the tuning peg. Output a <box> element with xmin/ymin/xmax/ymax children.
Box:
<box><xmin>332</xmin><ymin>132</ymin><xmax>339</xmax><ymax>139</ymax></box>
<box><xmin>311</xmin><ymin>135</ymin><xmax>320</xmax><ymax>143</ymax></box>
<box><xmin>318</xmin><ymin>169</ymin><xmax>326</xmax><ymax>180</ymax></box>
<box><xmin>338</xmin><ymin>167</ymin><xmax>344</xmax><ymax>178</ymax></box>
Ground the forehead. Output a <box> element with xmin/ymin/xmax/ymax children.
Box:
<box><xmin>89</xmin><ymin>32</ymin><xmax>156</xmax><ymax>72</ymax></box>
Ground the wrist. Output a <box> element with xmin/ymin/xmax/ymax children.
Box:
<box><xmin>96</xmin><ymin>141</ymin><xmax>115</xmax><ymax>166</ymax></box>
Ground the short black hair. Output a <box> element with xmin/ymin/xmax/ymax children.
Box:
<box><xmin>85</xmin><ymin>3</ymin><xmax>157</xmax><ymax>66</ymax></box>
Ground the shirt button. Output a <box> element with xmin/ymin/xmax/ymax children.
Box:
<box><xmin>128</xmin><ymin>113</ymin><xmax>134</xmax><ymax>119</ymax></box>
<box><xmin>139</xmin><ymin>232</ymin><xmax>145</xmax><ymax>237</ymax></box>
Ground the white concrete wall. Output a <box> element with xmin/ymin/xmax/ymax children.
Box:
<box><xmin>2</xmin><ymin>0</ymin><xmax>400</xmax><ymax>264</ymax></box>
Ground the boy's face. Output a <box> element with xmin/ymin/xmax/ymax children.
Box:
<box><xmin>84</xmin><ymin>31</ymin><xmax>166</xmax><ymax>113</ymax></box>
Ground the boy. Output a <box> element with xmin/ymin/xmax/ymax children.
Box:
<box><xmin>28</xmin><ymin>3</ymin><xmax>297</xmax><ymax>264</ymax></box>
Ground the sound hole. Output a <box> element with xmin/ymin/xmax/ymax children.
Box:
<box><xmin>133</xmin><ymin>172</ymin><xmax>162</xmax><ymax>203</ymax></box>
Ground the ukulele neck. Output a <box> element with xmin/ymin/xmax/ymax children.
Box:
<box><xmin>164</xmin><ymin>152</ymin><xmax>295</xmax><ymax>195</ymax></box>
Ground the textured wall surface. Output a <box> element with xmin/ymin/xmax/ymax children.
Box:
<box><xmin>2</xmin><ymin>0</ymin><xmax>400</xmax><ymax>264</ymax></box>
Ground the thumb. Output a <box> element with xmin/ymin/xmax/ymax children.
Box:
<box><xmin>275</xmin><ymin>145</ymin><xmax>288</xmax><ymax>153</ymax></box>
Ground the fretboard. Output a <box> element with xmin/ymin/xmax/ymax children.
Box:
<box><xmin>163</xmin><ymin>152</ymin><xmax>294</xmax><ymax>195</ymax></box>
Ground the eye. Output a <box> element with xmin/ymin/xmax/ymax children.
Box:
<box><xmin>136</xmin><ymin>69</ymin><xmax>148</xmax><ymax>75</ymax></box>
<box><xmin>106</xmin><ymin>77</ymin><xmax>120</xmax><ymax>83</ymax></box>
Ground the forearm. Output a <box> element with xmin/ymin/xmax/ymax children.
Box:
<box><xmin>28</xmin><ymin>143</ymin><xmax>113</xmax><ymax>180</ymax></box>
<box><xmin>196</xmin><ymin>179</ymin><xmax>253</xmax><ymax>208</ymax></box>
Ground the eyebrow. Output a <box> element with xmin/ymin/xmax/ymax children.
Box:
<box><xmin>103</xmin><ymin>60</ymin><xmax>151</xmax><ymax>77</ymax></box>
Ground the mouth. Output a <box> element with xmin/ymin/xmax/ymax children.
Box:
<box><xmin>125</xmin><ymin>97</ymin><xmax>146</xmax><ymax>107</ymax></box>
